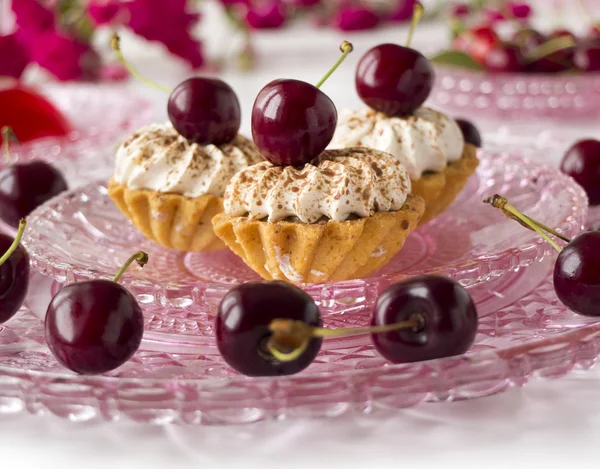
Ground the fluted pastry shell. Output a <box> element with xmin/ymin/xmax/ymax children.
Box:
<box><xmin>212</xmin><ymin>194</ymin><xmax>425</xmax><ymax>283</ymax></box>
<box><xmin>108</xmin><ymin>179</ymin><xmax>225</xmax><ymax>252</ymax></box>
<box><xmin>412</xmin><ymin>143</ymin><xmax>479</xmax><ymax>226</ymax></box>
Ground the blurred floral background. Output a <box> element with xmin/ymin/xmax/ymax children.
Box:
<box><xmin>0</xmin><ymin>0</ymin><xmax>598</xmax><ymax>82</ymax></box>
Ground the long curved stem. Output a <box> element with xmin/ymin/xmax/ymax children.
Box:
<box><xmin>0</xmin><ymin>219</ymin><xmax>26</xmax><ymax>267</ymax></box>
<box><xmin>315</xmin><ymin>41</ymin><xmax>354</xmax><ymax>89</ymax></box>
<box><xmin>484</xmin><ymin>195</ymin><xmax>564</xmax><ymax>252</ymax></box>
<box><xmin>1</xmin><ymin>127</ymin><xmax>17</xmax><ymax>164</ymax></box>
<box><xmin>113</xmin><ymin>251</ymin><xmax>149</xmax><ymax>283</ymax></box>
<box><xmin>405</xmin><ymin>2</ymin><xmax>424</xmax><ymax>48</ymax></box>
<box><xmin>266</xmin><ymin>316</ymin><xmax>422</xmax><ymax>362</ymax></box>
<box><xmin>110</xmin><ymin>33</ymin><xmax>173</xmax><ymax>93</ymax></box>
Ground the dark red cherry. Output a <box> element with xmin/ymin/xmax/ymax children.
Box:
<box><xmin>484</xmin><ymin>44</ymin><xmax>523</xmax><ymax>73</ymax></box>
<box><xmin>216</xmin><ymin>281</ymin><xmax>323</xmax><ymax>376</ymax></box>
<box><xmin>574</xmin><ymin>39</ymin><xmax>600</xmax><ymax>72</ymax></box>
<box><xmin>251</xmin><ymin>79</ymin><xmax>337</xmax><ymax>166</ymax></box>
<box><xmin>0</xmin><ymin>161</ymin><xmax>68</xmax><ymax>228</ymax></box>
<box><xmin>355</xmin><ymin>43</ymin><xmax>434</xmax><ymax>116</ymax></box>
<box><xmin>167</xmin><ymin>77</ymin><xmax>241</xmax><ymax>145</ymax></box>
<box><xmin>554</xmin><ymin>232</ymin><xmax>600</xmax><ymax>317</ymax></box>
<box><xmin>45</xmin><ymin>252</ymin><xmax>147</xmax><ymax>374</ymax></box>
<box><xmin>560</xmin><ymin>139</ymin><xmax>600</xmax><ymax>206</ymax></box>
<box><xmin>0</xmin><ymin>220</ymin><xmax>29</xmax><ymax>324</ymax></box>
<box><xmin>371</xmin><ymin>276</ymin><xmax>478</xmax><ymax>363</ymax></box>
<box><xmin>455</xmin><ymin>118</ymin><xmax>482</xmax><ymax>147</ymax></box>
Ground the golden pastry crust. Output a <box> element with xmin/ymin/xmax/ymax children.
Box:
<box><xmin>108</xmin><ymin>179</ymin><xmax>225</xmax><ymax>252</ymax></box>
<box><xmin>411</xmin><ymin>143</ymin><xmax>479</xmax><ymax>225</ymax></box>
<box><xmin>212</xmin><ymin>194</ymin><xmax>425</xmax><ymax>284</ymax></box>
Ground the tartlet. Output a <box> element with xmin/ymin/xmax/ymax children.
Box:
<box><xmin>212</xmin><ymin>147</ymin><xmax>425</xmax><ymax>283</ymax></box>
<box><xmin>329</xmin><ymin>107</ymin><xmax>478</xmax><ymax>225</ymax></box>
<box><xmin>108</xmin><ymin>123</ymin><xmax>263</xmax><ymax>252</ymax></box>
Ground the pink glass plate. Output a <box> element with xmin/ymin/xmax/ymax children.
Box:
<box><xmin>2</xmin><ymin>258</ymin><xmax>600</xmax><ymax>425</ymax></box>
<box><xmin>430</xmin><ymin>65</ymin><xmax>600</xmax><ymax>119</ymax></box>
<box><xmin>23</xmin><ymin>148</ymin><xmax>587</xmax><ymax>318</ymax></box>
<box><xmin>0</xmin><ymin>146</ymin><xmax>592</xmax><ymax>424</ymax></box>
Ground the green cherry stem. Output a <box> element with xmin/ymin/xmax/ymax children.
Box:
<box><xmin>113</xmin><ymin>251</ymin><xmax>149</xmax><ymax>283</ymax></box>
<box><xmin>266</xmin><ymin>316</ymin><xmax>423</xmax><ymax>363</ymax></box>
<box><xmin>1</xmin><ymin>126</ymin><xmax>17</xmax><ymax>164</ymax></box>
<box><xmin>525</xmin><ymin>35</ymin><xmax>576</xmax><ymax>64</ymax></box>
<box><xmin>110</xmin><ymin>33</ymin><xmax>173</xmax><ymax>94</ymax></box>
<box><xmin>405</xmin><ymin>2</ymin><xmax>424</xmax><ymax>48</ymax></box>
<box><xmin>484</xmin><ymin>195</ymin><xmax>564</xmax><ymax>253</ymax></box>
<box><xmin>315</xmin><ymin>41</ymin><xmax>354</xmax><ymax>89</ymax></box>
<box><xmin>0</xmin><ymin>219</ymin><xmax>26</xmax><ymax>267</ymax></box>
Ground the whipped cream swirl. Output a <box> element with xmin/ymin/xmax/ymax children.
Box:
<box><xmin>329</xmin><ymin>107</ymin><xmax>465</xmax><ymax>180</ymax></box>
<box><xmin>113</xmin><ymin>123</ymin><xmax>263</xmax><ymax>198</ymax></box>
<box><xmin>224</xmin><ymin>148</ymin><xmax>411</xmax><ymax>223</ymax></box>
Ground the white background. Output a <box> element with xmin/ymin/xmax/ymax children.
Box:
<box><xmin>3</xmin><ymin>2</ymin><xmax>600</xmax><ymax>467</ymax></box>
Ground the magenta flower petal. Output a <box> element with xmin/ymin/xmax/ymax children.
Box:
<box><xmin>12</xmin><ymin>0</ymin><xmax>55</xmax><ymax>32</ymax></box>
<box><xmin>334</xmin><ymin>4</ymin><xmax>379</xmax><ymax>31</ymax></box>
<box><xmin>125</xmin><ymin>0</ymin><xmax>205</xmax><ymax>68</ymax></box>
<box><xmin>88</xmin><ymin>0</ymin><xmax>123</xmax><ymax>26</ymax></box>
<box><xmin>30</xmin><ymin>32</ymin><xmax>100</xmax><ymax>81</ymax></box>
<box><xmin>0</xmin><ymin>34</ymin><xmax>30</xmax><ymax>79</ymax></box>
<box><xmin>507</xmin><ymin>2</ymin><xmax>532</xmax><ymax>19</ymax></box>
<box><xmin>246</xmin><ymin>1</ymin><xmax>286</xmax><ymax>29</ymax></box>
<box><xmin>451</xmin><ymin>3</ymin><xmax>470</xmax><ymax>18</ymax></box>
<box><xmin>388</xmin><ymin>0</ymin><xmax>417</xmax><ymax>22</ymax></box>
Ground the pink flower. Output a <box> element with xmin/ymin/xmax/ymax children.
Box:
<box><xmin>388</xmin><ymin>0</ymin><xmax>417</xmax><ymax>22</ymax></box>
<box><xmin>246</xmin><ymin>1</ymin><xmax>286</xmax><ymax>29</ymax></box>
<box><xmin>162</xmin><ymin>36</ymin><xmax>205</xmax><ymax>69</ymax></box>
<box><xmin>484</xmin><ymin>8</ymin><xmax>506</xmax><ymax>23</ymax></box>
<box><xmin>0</xmin><ymin>34</ymin><xmax>30</xmax><ymax>79</ymax></box>
<box><xmin>12</xmin><ymin>0</ymin><xmax>55</xmax><ymax>32</ymax></box>
<box><xmin>506</xmin><ymin>2</ymin><xmax>532</xmax><ymax>19</ymax></box>
<box><xmin>30</xmin><ymin>31</ymin><xmax>100</xmax><ymax>81</ymax></box>
<box><xmin>88</xmin><ymin>0</ymin><xmax>123</xmax><ymax>26</ymax></box>
<box><xmin>125</xmin><ymin>0</ymin><xmax>204</xmax><ymax>69</ymax></box>
<box><xmin>451</xmin><ymin>3</ymin><xmax>470</xmax><ymax>18</ymax></box>
<box><xmin>334</xmin><ymin>4</ymin><xmax>379</xmax><ymax>31</ymax></box>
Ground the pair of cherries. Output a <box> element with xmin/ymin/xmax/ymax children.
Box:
<box><xmin>217</xmin><ymin>276</ymin><xmax>478</xmax><ymax>377</ymax></box>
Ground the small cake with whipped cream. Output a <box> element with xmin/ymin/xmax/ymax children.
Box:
<box><xmin>212</xmin><ymin>148</ymin><xmax>425</xmax><ymax>283</ymax></box>
<box><xmin>329</xmin><ymin>107</ymin><xmax>478</xmax><ymax>225</ymax></box>
<box><xmin>108</xmin><ymin>123</ymin><xmax>263</xmax><ymax>252</ymax></box>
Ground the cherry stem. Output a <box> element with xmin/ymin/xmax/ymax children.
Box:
<box><xmin>110</xmin><ymin>33</ymin><xmax>173</xmax><ymax>94</ymax></box>
<box><xmin>1</xmin><ymin>126</ymin><xmax>18</xmax><ymax>164</ymax></box>
<box><xmin>315</xmin><ymin>41</ymin><xmax>354</xmax><ymax>89</ymax></box>
<box><xmin>0</xmin><ymin>219</ymin><xmax>26</xmax><ymax>267</ymax></box>
<box><xmin>483</xmin><ymin>195</ymin><xmax>565</xmax><ymax>253</ymax></box>
<box><xmin>525</xmin><ymin>35</ymin><xmax>576</xmax><ymax>63</ymax></box>
<box><xmin>405</xmin><ymin>2</ymin><xmax>424</xmax><ymax>48</ymax></box>
<box><xmin>113</xmin><ymin>251</ymin><xmax>149</xmax><ymax>283</ymax></box>
<box><xmin>266</xmin><ymin>315</ymin><xmax>423</xmax><ymax>363</ymax></box>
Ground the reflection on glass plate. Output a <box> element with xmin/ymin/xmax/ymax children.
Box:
<box><xmin>431</xmin><ymin>66</ymin><xmax>600</xmax><ymax>120</ymax></box>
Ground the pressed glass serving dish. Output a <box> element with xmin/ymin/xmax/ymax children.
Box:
<box><xmin>22</xmin><ymin>149</ymin><xmax>586</xmax><ymax>315</ymax></box>
<box><xmin>430</xmin><ymin>66</ymin><xmax>600</xmax><ymax>119</ymax></box>
<box><xmin>0</xmin><ymin>144</ymin><xmax>589</xmax><ymax>425</ymax></box>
